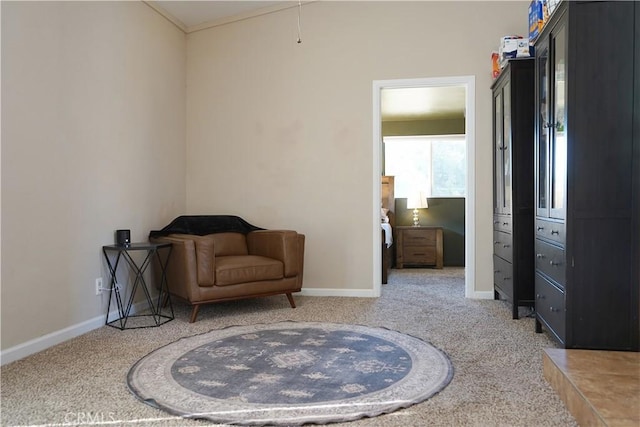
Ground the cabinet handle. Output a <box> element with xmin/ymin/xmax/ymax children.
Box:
<box><xmin>537</xmin><ymin>293</ymin><xmax>545</xmax><ymax>300</ymax></box>
<box><xmin>503</xmin><ymin>244</ymin><xmax>510</xmax><ymax>248</ymax></box>
<box><xmin>550</xmin><ymin>306</ymin><xmax>560</xmax><ymax>313</ymax></box>
<box><xmin>537</xmin><ymin>226</ymin><xmax>544</xmax><ymax>231</ymax></box>
<box><xmin>549</xmin><ymin>260</ymin><xmax>561</xmax><ymax>266</ymax></box>
<box><xmin>536</xmin><ymin>253</ymin><xmax>545</xmax><ymax>259</ymax></box>
<box><xmin>494</xmin><ymin>270</ymin><xmax>501</xmax><ymax>274</ymax></box>
<box><xmin>503</xmin><ymin>222</ymin><xmax>509</xmax><ymax>226</ymax></box>
<box><xmin>503</xmin><ymin>277</ymin><xmax>511</xmax><ymax>280</ymax></box>
<box><xmin>551</xmin><ymin>230</ymin><xmax>559</xmax><ymax>235</ymax></box>
<box><xmin>544</xmin><ymin>122</ymin><xmax>556</xmax><ymax>129</ymax></box>
<box><xmin>494</xmin><ymin>221</ymin><xmax>499</xmax><ymax>224</ymax></box>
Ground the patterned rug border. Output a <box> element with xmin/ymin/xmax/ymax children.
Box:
<box><xmin>127</xmin><ymin>321</ymin><xmax>454</xmax><ymax>426</ymax></box>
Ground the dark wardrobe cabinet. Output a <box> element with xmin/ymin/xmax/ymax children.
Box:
<box><xmin>491</xmin><ymin>58</ymin><xmax>535</xmax><ymax>319</ymax></box>
<box><xmin>533</xmin><ymin>0</ymin><xmax>639</xmax><ymax>350</ymax></box>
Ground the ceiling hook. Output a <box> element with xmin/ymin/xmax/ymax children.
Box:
<box><xmin>296</xmin><ymin>0</ymin><xmax>302</xmax><ymax>44</ymax></box>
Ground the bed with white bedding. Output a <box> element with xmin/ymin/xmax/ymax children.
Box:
<box><xmin>381</xmin><ymin>176</ymin><xmax>395</xmax><ymax>284</ymax></box>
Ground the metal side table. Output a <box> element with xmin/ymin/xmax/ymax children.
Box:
<box><xmin>102</xmin><ymin>242</ymin><xmax>173</xmax><ymax>330</ymax></box>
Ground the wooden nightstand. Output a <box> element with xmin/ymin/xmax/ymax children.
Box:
<box><xmin>396</xmin><ymin>226</ymin><xmax>443</xmax><ymax>269</ymax></box>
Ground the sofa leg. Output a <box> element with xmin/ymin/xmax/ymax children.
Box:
<box><xmin>189</xmin><ymin>305</ymin><xmax>201</xmax><ymax>323</ymax></box>
<box><xmin>286</xmin><ymin>293</ymin><xmax>296</xmax><ymax>308</ymax></box>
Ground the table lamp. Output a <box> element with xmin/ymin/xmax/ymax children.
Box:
<box><xmin>407</xmin><ymin>191</ymin><xmax>428</xmax><ymax>227</ymax></box>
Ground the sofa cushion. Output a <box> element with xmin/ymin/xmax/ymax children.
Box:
<box><xmin>212</xmin><ymin>232</ymin><xmax>249</xmax><ymax>256</ymax></box>
<box><xmin>215</xmin><ymin>255</ymin><xmax>283</xmax><ymax>286</ymax></box>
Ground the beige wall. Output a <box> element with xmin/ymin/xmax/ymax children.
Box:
<box><xmin>1</xmin><ymin>1</ymin><xmax>186</xmax><ymax>350</ymax></box>
<box><xmin>1</xmin><ymin>0</ymin><xmax>528</xmax><ymax>354</ymax></box>
<box><xmin>186</xmin><ymin>2</ymin><xmax>526</xmax><ymax>291</ymax></box>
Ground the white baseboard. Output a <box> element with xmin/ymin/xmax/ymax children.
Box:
<box><xmin>467</xmin><ymin>290</ymin><xmax>495</xmax><ymax>300</ymax></box>
<box><xmin>299</xmin><ymin>288</ymin><xmax>376</xmax><ymax>298</ymax></box>
<box><xmin>299</xmin><ymin>287</ymin><xmax>493</xmax><ymax>299</ymax></box>
<box><xmin>0</xmin><ymin>301</ymin><xmax>148</xmax><ymax>366</ymax></box>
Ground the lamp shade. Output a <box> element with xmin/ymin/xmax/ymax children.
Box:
<box><xmin>407</xmin><ymin>191</ymin><xmax>429</xmax><ymax>209</ymax></box>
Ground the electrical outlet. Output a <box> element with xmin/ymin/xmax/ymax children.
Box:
<box><xmin>95</xmin><ymin>277</ymin><xmax>103</xmax><ymax>295</ymax></box>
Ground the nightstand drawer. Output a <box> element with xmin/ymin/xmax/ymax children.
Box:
<box><xmin>404</xmin><ymin>247</ymin><xmax>436</xmax><ymax>264</ymax></box>
<box><xmin>403</xmin><ymin>229</ymin><xmax>436</xmax><ymax>246</ymax></box>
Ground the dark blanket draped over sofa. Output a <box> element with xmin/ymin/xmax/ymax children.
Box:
<box><xmin>149</xmin><ymin>215</ymin><xmax>263</xmax><ymax>239</ymax></box>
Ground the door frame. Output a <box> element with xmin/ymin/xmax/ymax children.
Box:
<box><xmin>372</xmin><ymin>76</ymin><xmax>476</xmax><ymax>298</ymax></box>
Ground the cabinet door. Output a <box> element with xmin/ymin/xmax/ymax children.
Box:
<box><xmin>549</xmin><ymin>23</ymin><xmax>567</xmax><ymax>220</ymax></box>
<box><xmin>536</xmin><ymin>40</ymin><xmax>550</xmax><ymax>218</ymax></box>
<box><xmin>493</xmin><ymin>89</ymin><xmax>504</xmax><ymax>214</ymax></box>
<box><xmin>502</xmin><ymin>82</ymin><xmax>512</xmax><ymax>215</ymax></box>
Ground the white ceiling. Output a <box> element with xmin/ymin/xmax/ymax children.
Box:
<box><xmin>148</xmin><ymin>1</ymin><xmax>466</xmax><ymax>122</ymax></box>
<box><xmin>149</xmin><ymin>1</ymin><xmax>295</xmax><ymax>30</ymax></box>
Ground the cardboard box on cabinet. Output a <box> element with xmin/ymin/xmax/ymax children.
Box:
<box><xmin>498</xmin><ymin>36</ymin><xmax>532</xmax><ymax>68</ymax></box>
<box><xmin>529</xmin><ymin>0</ymin><xmax>544</xmax><ymax>41</ymax></box>
<box><xmin>491</xmin><ymin>52</ymin><xmax>500</xmax><ymax>79</ymax></box>
<box><xmin>498</xmin><ymin>36</ymin><xmax>521</xmax><ymax>65</ymax></box>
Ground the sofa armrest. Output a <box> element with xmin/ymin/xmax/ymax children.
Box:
<box><xmin>167</xmin><ymin>234</ymin><xmax>216</xmax><ymax>287</ymax></box>
<box><xmin>150</xmin><ymin>235</ymin><xmax>197</xmax><ymax>300</ymax></box>
<box><xmin>152</xmin><ymin>234</ymin><xmax>215</xmax><ymax>289</ymax></box>
<box><xmin>246</xmin><ymin>230</ymin><xmax>303</xmax><ymax>278</ymax></box>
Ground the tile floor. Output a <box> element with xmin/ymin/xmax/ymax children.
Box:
<box><xmin>543</xmin><ymin>348</ymin><xmax>640</xmax><ymax>426</ymax></box>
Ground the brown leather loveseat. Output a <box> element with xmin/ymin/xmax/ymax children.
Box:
<box><xmin>150</xmin><ymin>216</ymin><xmax>305</xmax><ymax>323</ymax></box>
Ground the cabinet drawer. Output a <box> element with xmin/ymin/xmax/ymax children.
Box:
<box><xmin>403</xmin><ymin>229</ymin><xmax>436</xmax><ymax>246</ymax></box>
<box><xmin>535</xmin><ymin>239</ymin><xmax>566</xmax><ymax>287</ymax></box>
<box><xmin>493</xmin><ymin>214</ymin><xmax>512</xmax><ymax>233</ymax></box>
<box><xmin>404</xmin><ymin>247</ymin><xmax>436</xmax><ymax>264</ymax></box>
<box><xmin>535</xmin><ymin>273</ymin><xmax>566</xmax><ymax>342</ymax></box>
<box><xmin>535</xmin><ymin>218</ymin><xmax>565</xmax><ymax>245</ymax></box>
<box><xmin>493</xmin><ymin>255</ymin><xmax>514</xmax><ymax>300</ymax></box>
<box><xmin>493</xmin><ymin>230</ymin><xmax>513</xmax><ymax>263</ymax></box>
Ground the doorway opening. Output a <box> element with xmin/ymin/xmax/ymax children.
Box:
<box><xmin>372</xmin><ymin>76</ymin><xmax>476</xmax><ymax>298</ymax></box>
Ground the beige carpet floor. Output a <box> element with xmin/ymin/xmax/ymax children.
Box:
<box><xmin>1</xmin><ymin>267</ymin><xmax>576</xmax><ymax>426</ymax></box>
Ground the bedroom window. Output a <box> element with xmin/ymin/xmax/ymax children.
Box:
<box><xmin>383</xmin><ymin>135</ymin><xmax>466</xmax><ymax>198</ymax></box>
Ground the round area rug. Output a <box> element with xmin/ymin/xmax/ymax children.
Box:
<box><xmin>127</xmin><ymin>321</ymin><xmax>453</xmax><ymax>426</ymax></box>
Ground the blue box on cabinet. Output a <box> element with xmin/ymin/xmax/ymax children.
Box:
<box><xmin>529</xmin><ymin>0</ymin><xmax>544</xmax><ymax>42</ymax></box>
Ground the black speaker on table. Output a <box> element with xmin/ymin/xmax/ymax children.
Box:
<box><xmin>115</xmin><ymin>229</ymin><xmax>131</xmax><ymax>246</ymax></box>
